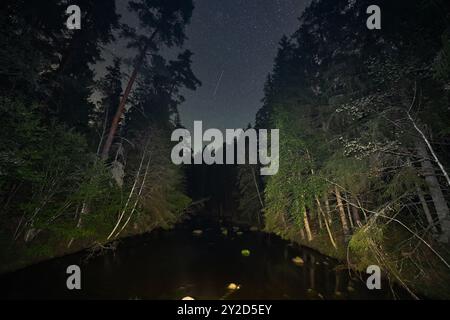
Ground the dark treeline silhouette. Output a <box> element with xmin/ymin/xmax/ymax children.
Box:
<box><xmin>184</xmin><ymin>125</ymin><xmax>266</xmax><ymax>226</ymax></box>
<box><xmin>186</xmin><ymin>142</ymin><xmax>241</xmax><ymax>223</ymax></box>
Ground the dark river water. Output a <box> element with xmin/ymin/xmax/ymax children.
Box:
<box><xmin>0</xmin><ymin>216</ymin><xmax>408</xmax><ymax>300</ymax></box>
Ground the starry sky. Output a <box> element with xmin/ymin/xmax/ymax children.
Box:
<box><xmin>180</xmin><ymin>0</ymin><xmax>310</xmax><ymax>131</ymax></box>
<box><xmin>111</xmin><ymin>0</ymin><xmax>311</xmax><ymax>132</ymax></box>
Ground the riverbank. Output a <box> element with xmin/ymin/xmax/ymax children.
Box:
<box><xmin>269</xmin><ymin>224</ymin><xmax>450</xmax><ymax>300</ymax></box>
<box><xmin>0</xmin><ymin>216</ymin><xmax>185</xmax><ymax>275</ymax></box>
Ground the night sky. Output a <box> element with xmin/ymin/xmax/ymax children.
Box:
<box><xmin>108</xmin><ymin>0</ymin><xmax>311</xmax><ymax>132</ymax></box>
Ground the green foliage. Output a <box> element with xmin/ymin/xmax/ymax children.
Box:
<box><xmin>1</xmin><ymin>97</ymin><xmax>88</xmax><ymax>207</ymax></box>
<box><xmin>0</xmin><ymin>97</ymin><xmax>123</xmax><ymax>240</ymax></box>
<box><xmin>256</xmin><ymin>0</ymin><xmax>450</xmax><ymax>297</ymax></box>
<box><xmin>349</xmin><ymin>225</ymin><xmax>384</xmax><ymax>269</ymax></box>
<box><xmin>116</xmin><ymin>127</ymin><xmax>192</xmax><ymax>233</ymax></box>
<box><xmin>0</xmin><ymin>0</ymin><xmax>198</xmax><ymax>273</ymax></box>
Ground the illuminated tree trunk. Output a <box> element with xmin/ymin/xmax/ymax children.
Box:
<box><xmin>335</xmin><ymin>187</ymin><xmax>350</xmax><ymax>236</ymax></box>
<box><xmin>316</xmin><ymin>204</ymin><xmax>323</xmax><ymax>230</ymax></box>
<box><xmin>324</xmin><ymin>194</ymin><xmax>332</xmax><ymax>224</ymax></box>
<box><xmin>107</xmin><ymin>143</ymin><xmax>147</xmax><ymax>239</ymax></box>
<box><xmin>316</xmin><ymin>196</ymin><xmax>337</xmax><ymax>249</ymax></box>
<box><xmin>302</xmin><ymin>205</ymin><xmax>313</xmax><ymax>241</ymax></box>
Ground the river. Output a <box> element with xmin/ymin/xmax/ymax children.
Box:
<box><xmin>0</xmin><ymin>214</ymin><xmax>408</xmax><ymax>300</ymax></box>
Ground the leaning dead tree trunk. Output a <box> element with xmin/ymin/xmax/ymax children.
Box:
<box><xmin>316</xmin><ymin>196</ymin><xmax>337</xmax><ymax>249</ymax></box>
<box><xmin>354</xmin><ymin>197</ymin><xmax>368</xmax><ymax>222</ymax></box>
<box><xmin>324</xmin><ymin>194</ymin><xmax>332</xmax><ymax>224</ymax></box>
<box><xmin>416</xmin><ymin>141</ymin><xmax>450</xmax><ymax>243</ymax></box>
<box><xmin>101</xmin><ymin>50</ymin><xmax>145</xmax><ymax>160</ymax></box>
<box><xmin>115</xmin><ymin>150</ymin><xmax>152</xmax><ymax>238</ymax></box>
<box><xmin>302</xmin><ymin>204</ymin><xmax>313</xmax><ymax>241</ymax></box>
<box><xmin>335</xmin><ymin>187</ymin><xmax>350</xmax><ymax>236</ymax></box>
<box><xmin>101</xmin><ymin>30</ymin><xmax>159</xmax><ymax>160</ymax></box>
<box><xmin>107</xmin><ymin>144</ymin><xmax>147</xmax><ymax>240</ymax></box>
<box><xmin>316</xmin><ymin>204</ymin><xmax>323</xmax><ymax>230</ymax></box>
<box><xmin>408</xmin><ymin>112</ymin><xmax>450</xmax><ymax>188</ymax></box>
<box><xmin>67</xmin><ymin>202</ymin><xmax>89</xmax><ymax>248</ymax></box>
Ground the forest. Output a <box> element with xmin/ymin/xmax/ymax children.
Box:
<box><xmin>245</xmin><ymin>0</ymin><xmax>450</xmax><ymax>298</ymax></box>
<box><xmin>0</xmin><ymin>0</ymin><xmax>199</xmax><ymax>271</ymax></box>
<box><xmin>1</xmin><ymin>0</ymin><xmax>450</xmax><ymax>300</ymax></box>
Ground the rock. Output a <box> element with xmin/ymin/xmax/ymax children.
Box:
<box><xmin>182</xmin><ymin>296</ymin><xmax>195</xmax><ymax>300</ymax></box>
<box><xmin>241</xmin><ymin>249</ymin><xmax>250</xmax><ymax>257</ymax></box>
<box><xmin>192</xmin><ymin>230</ymin><xmax>203</xmax><ymax>236</ymax></box>
<box><xmin>292</xmin><ymin>256</ymin><xmax>304</xmax><ymax>266</ymax></box>
<box><xmin>347</xmin><ymin>286</ymin><xmax>355</xmax><ymax>292</ymax></box>
<box><xmin>227</xmin><ymin>283</ymin><xmax>240</xmax><ymax>290</ymax></box>
<box><xmin>318</xmin><ymin>293</ymin><xmax>324</xmax><ymax>300</ymax></box>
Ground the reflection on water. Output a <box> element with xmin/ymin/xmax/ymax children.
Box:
<box><xmin>0</xmin><ymin>216</ymin><xmax>409</xmax><ymax>300</ymax></box>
